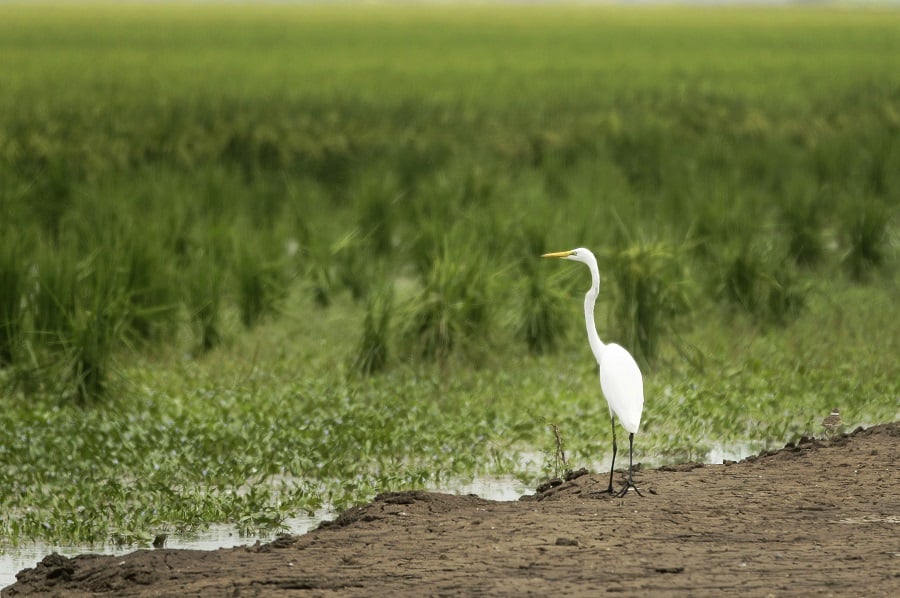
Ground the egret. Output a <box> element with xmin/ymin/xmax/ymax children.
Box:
<box><xmin>542</xmin><ymin>248</ymin><xmax>644</xmax><ymax>497</ymax></box>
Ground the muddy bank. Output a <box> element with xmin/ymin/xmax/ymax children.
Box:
<box><xmin>5</xmin><ymin>423</ymin><xmax>899</xmax><ymax>596</ymax></box>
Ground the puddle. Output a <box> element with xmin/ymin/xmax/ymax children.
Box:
<box><xmin>429</xmin><ymin>473</ymin><xmax>534</xmax><ymax>502</ymax></box>
<box><xmin>705</xmin><ymin>441</ymin><xmax>769</xmax><ymax>464</ymax></box>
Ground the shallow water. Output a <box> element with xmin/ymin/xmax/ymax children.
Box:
<box><xmin>0</xmin><ymin>513</ymin><xmax>328</xmax><ymax>591</ymax></box>
<box><xmin>0</xmin><ymin>475</ymin><xmax>534</xmax><ymax>590</ymax></box>
<box><xmin>0</xmin><ymin>444</ymin><xmax>761</xmax><ymax>590</ymax></box>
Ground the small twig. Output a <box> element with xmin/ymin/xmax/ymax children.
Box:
<box><xmin>547</xmin><ymin>423</ymin><xmax>569</xmax><ymax>476</ymax></box>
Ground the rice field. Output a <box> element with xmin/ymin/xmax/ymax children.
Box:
<box><xmin>0</xmin><ymin>4</ymin><xmax>898</xmax><ymax>547</ymax></box>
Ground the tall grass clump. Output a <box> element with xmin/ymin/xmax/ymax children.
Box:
<box><xmin>354</xmin><ymin>172</ymin><xmax>399</xmax><ymax>258</ymax></box>
<box><xmin>305</xmin><ymin>244</ymin><xmax>335</xmax><ymax>309</ymax></box>
<box><xmin>408</xmin><ymin>217</ymin><xmax>446</xmax><ymax>281</ymax></box>
<box><xmin>26</xmin><ymin>161</ymin><xmax>75</xmax><ymax>239</ymax></box>
<box><xmin>403</xmin><ymin>243</ymin><xmax>490</xmax><ymax>362</ymax></box>
<box><xmin>61</xmin><ymin>298</ymin><xmax>124</xmax><ymax>402</ymax></box>
<box><xmin>717</xmin><ymin>239</ymin><xmax>807</xmax><ymax>326</ymax></box>
<box><xmin>0</xmin><ymin>234</ymin><xmax>27</xmax><ymax>366</ymax></box>
<box><xmin>334</xmin><ymin>236</ymin><xmax>375</xmax><ymax>303</ymax></box>
<box><xmin>841</xmin><ymin>196</ymin><xmax>890</xmax><ymax>281</ymax></box>
<box><xmin>687</xmin><ymin>187</ymin><xmax>754</xmax><ymax>261</ymax></box>
<box><xmin>234</xmin><ymin>237</ymin><xmax>287</xmax><ymax>329</ymax></box>
<box><xmin>49</xmin><ymin>251</ymin><xmax>129</xmax><ymax>402</ymax></box>
<box><xmin>780</xmin><ymin>181</ymin><xmax>824</xmax><ymax>267</ymax></box>
<box><xmin>517</xmin><ymin>228</ymin><xmax>572</xmax><ymax>355</ymax></box>
<box><xmin>354</xmin><ymin>285</ymin><xmax>394</xmax><ymax>375</ymax></box>
<box><xmin>517</xmin><ymin>265</ymin><xmax>571</xmax><ymax>355</ymax></box>
<box><xmin>185</xmin><ymin>250</ymin><xmax>224</xmax><ymax>352</ymax></box>
<box><xmin>604</xmin><ymin>241</ymin><xmax>692</xmax><ymax>366</ymax></box>
<box><xmin>301</xmin><ymin>231</ymin><xmax>370</xmax><ymax>306</ymax></box>
<box><xmin>32</xmin><ymin>246</ymin><xmax>77</xmax><ymax>342</ymax></box>
<box><xmin>120</xmin><ymin>234</ymin><xmax>180</xmax><ymax>343</ymax></box>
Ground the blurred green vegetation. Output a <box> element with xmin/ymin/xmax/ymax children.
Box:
<box><xmin>0</xmin><ymin>5</ymin><xmax>897</xmax><ymax>546</ymax></box>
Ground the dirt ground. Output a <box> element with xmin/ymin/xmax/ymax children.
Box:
<box><xmin>4</xmin><ymin>422</ymin><xmax>899</xmax><ymax>597</ymax></box>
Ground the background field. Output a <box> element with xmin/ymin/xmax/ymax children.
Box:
<box><xmin>0</xmin><ymin>4</ymin><xmax>898</xmax><ymax>547</ymax></box>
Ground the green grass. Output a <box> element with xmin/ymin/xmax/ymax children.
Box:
<box><xmin>0</xmin><ymin>4</ymin><xmax>898</xmax><ymax>547</ymax></box>
<box><xmin>0</xmin><ymin>234</ymin><xmax>27</xmax><ymax>367</ymax></box>
<box><xmin>354</xmin><ymin>285</ymin><xmax>394</xmax><ymax>376</ymax></box>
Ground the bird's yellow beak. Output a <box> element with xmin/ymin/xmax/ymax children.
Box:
<box><xmin>541</xmin><ymin>250</ymin><xmax>573</xmax><ymax>259</ymax></box>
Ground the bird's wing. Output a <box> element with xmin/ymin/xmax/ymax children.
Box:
<box><xmin>599</xmin><ymin>343</ymin><xmax>645</xmax><ymax>434</ymax></box>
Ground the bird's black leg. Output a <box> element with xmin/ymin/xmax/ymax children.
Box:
<box><xmin>614</xmin><ymin>433</ymin><xmax>643</xmax><ymax>498</ymax></box>
<box><xmin>607</xmin><ymin>416</ymin><xmax>617</xmax><ymax>494</ymax></box>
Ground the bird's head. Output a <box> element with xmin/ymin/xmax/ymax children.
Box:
<box><xmin>541</xmin><ymin>247</ymin><xmax>593</xmax><ymax>265</ymax></box>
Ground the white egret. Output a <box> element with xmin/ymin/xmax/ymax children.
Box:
<box><xmin>542</xmin><ymin>248</ymin><xmax>644</xmax><ymax>497</ymax></box>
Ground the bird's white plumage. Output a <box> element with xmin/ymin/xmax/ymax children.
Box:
<box><xmin>541</xmin><ymin>247</ymin><xmax>645</xmax><ymax>435</ymax></box>
<box><xmin>599</xmin><ymin>343</ymin><xmax>644</xmax><ymax>434</ymax></box>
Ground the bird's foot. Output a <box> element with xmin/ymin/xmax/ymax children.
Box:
<box><xmin>614</xmin><ymin>480</ymin><xmax>643</xmax><ymax>498</ymax></box>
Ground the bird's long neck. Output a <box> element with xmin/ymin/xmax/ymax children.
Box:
<box><xmin>584</xmin><ymin>259</ymin><xmax>606</xmax><ymax>365</ymax></box>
